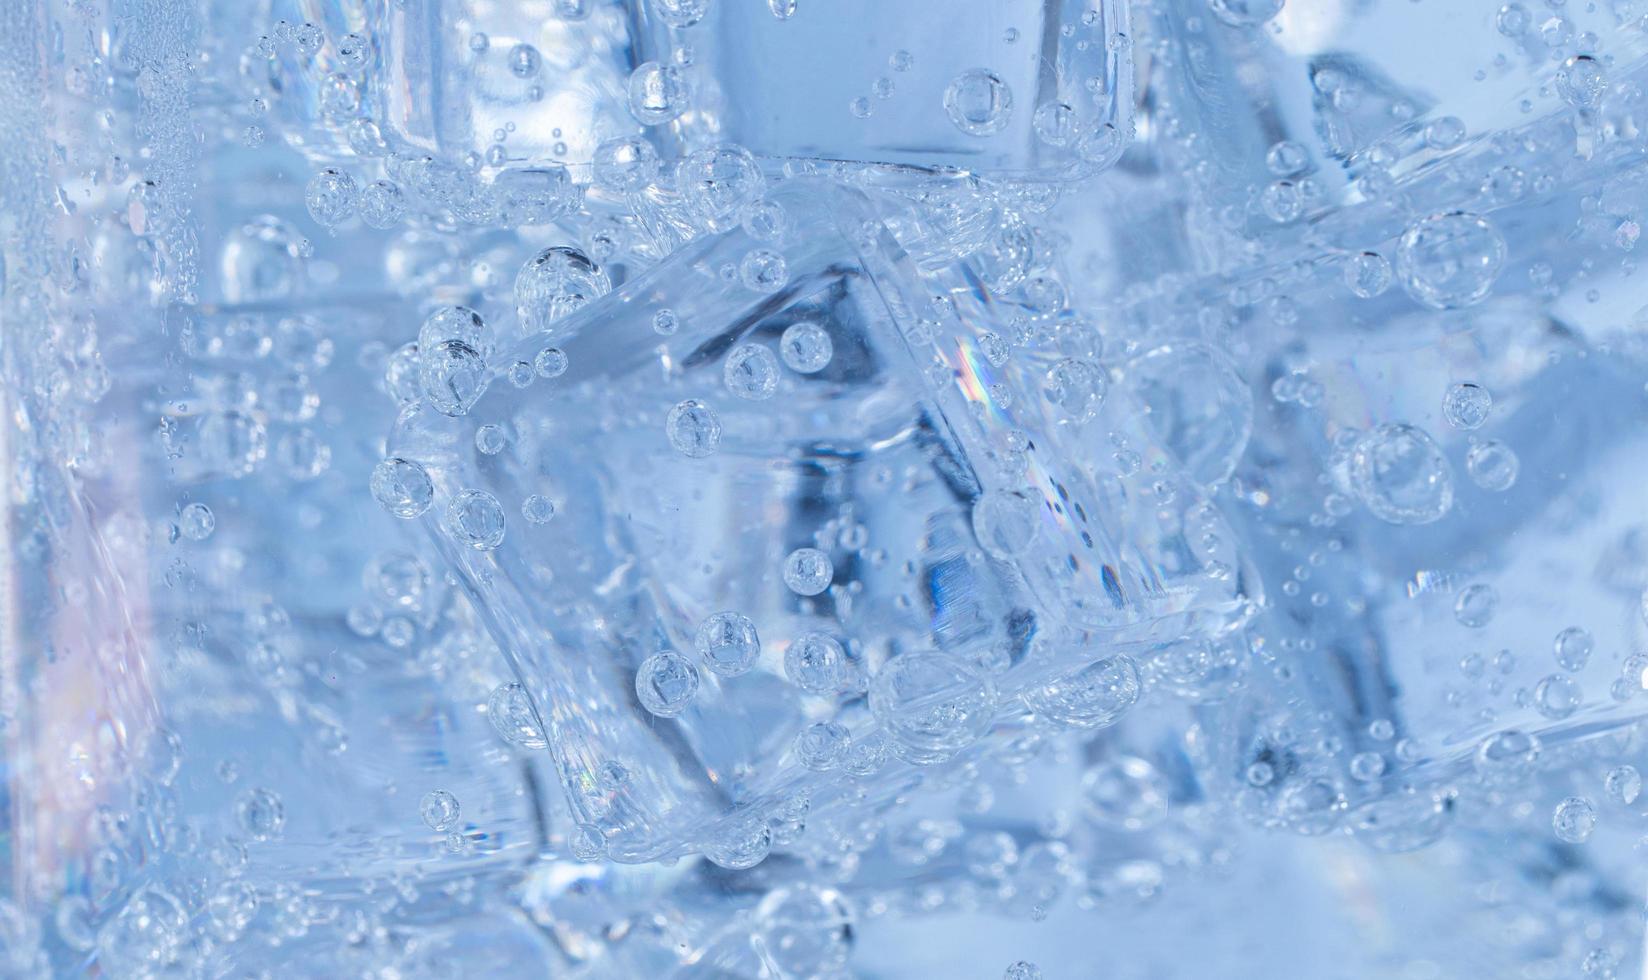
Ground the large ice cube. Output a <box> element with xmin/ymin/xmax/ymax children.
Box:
<box><xmin>389</xmin><ymin>177</ymin><xmax>1252</xmax><ymax>862</ymax></box>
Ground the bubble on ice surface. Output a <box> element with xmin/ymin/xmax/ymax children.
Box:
<box><xmin>593</xmin><ymin>136</ymin><xmax>661</xmax><ymax>191</ymax></box>
<box><xmin>1207</xmin><ymin>0</ymin><xmax>1285</xmax><ymax>27</ymax></box>
<box><xmin>1044</xmin><ymin>358</ymin><xmax>1107</xmax><ymax>420</ymax></box>
<box><xmin>1277</xmin><ymin>778</ymin><xmax>1345</xmax><ymax>836</ymax></box>
<box><xmin>420</xmin><ymin>340</ymin><xmax>489</xmax><ymax>417</ymax></box>
<box><xmin>1083</xmin><ymin>756</ymin><xmax>1171</xmax><ymax>831</ymax></box>
<box><xmin>636</xmin><ymin>651</ymin><xmax>700</xmax><ymax>717</ymax></box>
<box><xmin>1554</xmin><ymin>627</ymin><xmax>1594</xmax><ymax>672</ymax></box>
<box><xmin>508</xmin><ymin>43</ymin><xmax>541</xmax><ymax>78</ymax></box>
<box><xmin>723</xmin><ymin>344</ymin><xmax>780</xmax><ymax>400</ymax></box>
<box><xmin>446</xmin><ymin>489</ymin><xmax>506</xmax><ymax>551</ymax></box>
<box><xmin>785</xmin><ymin>632</ymin><xmax>846</xmax><ymax>694</ymax></box>
<box><xmin>1606</xmin><ymin>765</ymin><xmax>1642</xmax><ymax>805</ymax></box>
<box><xmin>705</xmin><ymin>815</ymin><xmax>773</xmax><ymax>870</ymax></box>
<box><xmin>368</xmin><ymin>552</ymin><xmax>433</xmax><ymax>609</ymax></box>
<box><xmin>495</xmin><ymin>167</ymin><xmax>574</xmax><ymax>224</ymax></box>
<box><xmin>371</xmin><ymin>458</ymin><xmax>434</xmax><ymax>518</ymax></box>
<box><xmin>1024</xmin><ymin>655</ymin><xmax>1141</xmax><ymax>729</ymax></box>
<box><xmin>420</xmin><ymin>790</ymin><xmax>461</xmax><ymax>831</ymax></box>
<box><xmin>1349</xmin><ymin>752</ymin><xmax>1386</xmax><ymax>782</ymax></box>
<box><xmin>1474</xmin><ymin>730</ymin><xmax>1541</xmax><ymax>781</ymax></box>
<box><xmin>1465</xmin><ymin>439</ymin><xmax>1520</xmax><ymax>491</ymax></box>
<box><xmin>870</xmin><ymin>654</ymin><xmax>996</xmax><ymax>764</ymax></box>
<box><xmin>1124</xmin><ymin>343</ymin><xmax>1252</xmax><ymax>486</ymax></box>
<box><xmin>514</xmin><ymin>246</ymin><xmax>611</xmax><ymax>338</ymax></box>
<box><xmin>1552</xmin><ymin>797</ymin><xmax>1597</xmax><ymax>843</ymax></box>
<box><xmin>678</xmin><ymin>145</ymin><xmax>766</xmax><ymax>231</ymax></box>
<box><xmin>695</xmin><ymin>611</ymin><xmax>762</xmax><ymax>676</ymax></box>
<box><xmin>1395</xmin><ymin>212</ymin><xmax>1506</xmax><ymax>310</ymax></box>
<box><xmin>475</xmin><ymin>424</ymin><xmax>507</xmax><ymax>455</ymax></box>
<box><xmin>336</xmin><ymin>32</ymin><xmax>370</xmax><ymax>73</ymax></box>
<box><xmin>1260</xmin><ymin>181</ymin><xmax>1302</xmax><ymax>224</ymax></box>
<box><xmin>305</xmin><ymin>169</ymin><xmax>357</xmax><ymax>228</ymax></box>
<box><xmin>487</xmin><ymin>682</ymin><xmax>549</xmax><ymax>749</ymax></box>
<box><xmin>359</xmin><ymin>179</ymin><xmax>407</xmax><ymax>229</ymax></box>
<box><xmin>1533</xmin><ymin>673</ymin><xmax>1581</xmax><ymax>720</ymax></box>
<box><xmin>944</xmin><ymin>69</ymin><xmax>1014</xmax><ymax>136</ymax></box>
<box><xmin>1556</xmin><ymin>55</ymin><xmax>1608</xmax><ymax>110</ymax></box>
<box><xmin>783</xmin><ymin>547</ymin><xmax>834</xmax><ymax>595</ymax></box>
<box><xmin>178</xmin><ymin>502</ymin><xmax>214</xmax><ymax>541</ymax></box>
<box><xmin>971</xmin><ymin>490</ymin><xmax>1040</xmax><ymax>558</ymax></box>
<box><xmin>418</xmin><ymin>306</ymin><xmax>492</xmax><ymax>360</ymax></box>
<box><xmin>740</xmin><ymin>248</ymin><xmax>789</xmax><ymax>293</ymax></box>
<box><xmin>779</xmin><ymin>321</ymin><xmax>833</xmax><ymax>373</ymax></box>
<box><xmin>666</xmin><ymin>399</ymin><xmax>722</xmax><ymax>457</ymax></box>
<box><xmin>653</xmin><ymin>0</ymin><xmax>710</xmax><ymax>28</ymax></box>
<box><xmin>1350</xmin><ymin>423</ymin><xmax>1454</xmax><ymax>525</ymax></box>
<box><xmin>1442</xmin><ymin>383</ymin><xmax>1492</xmax><ymax>429</ymax></box>
<box><xmin>1453</xmin><ymin>583</ymin><xmax>1498</xmax><ymax>627</ymax></box>
<box><xmin>236</xmin><ymin>788</ymin><xmax>285</xmax><ymax>841</ymax></box>
<box><xmin>628</xmin><ymin>62</ymin><xmax>691</xmax><ymax>125</ymax></box>
<box><xmin>1496</xmin><ymin>3</ymin><xmax>1531</xmax><ymax>36</ymax></box>
<box><xmin>533</xmin><ymin>346</ymin><xmax>569</xmax><ymax>378</ymax></box>
<box><xmin>520</xmin><ymin>494</ymin><xmax>556</xmax><ymax>524</ymax></box>
<box><xmin>794</xmin><ymin>722</ymin><xmax>851</xmax><ymax>771</ymax></box>
<box><xmin>1343</xmin><ymin>251</ymin><xmax>1392</xmax><ymax>298</ymax></box>
<box><xmin>1033</xmin><ymin>102</ymin><xmax>1079</xmax><ymax>148</ymax></box>
<box><xmin>741</xmin><ymin>198</ymin><xmax>791</xmax><ymax>241</ymax></box>
<box><xmin>1423</xmin><ymin>116</ymin><xmax>1466</xmax><ymax>151</ymax></box>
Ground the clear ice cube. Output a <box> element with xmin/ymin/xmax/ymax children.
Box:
<box><xmin>390</xmin><ymin>177</ymin><xmax>1252</xmax><ymax>861</ymax></box>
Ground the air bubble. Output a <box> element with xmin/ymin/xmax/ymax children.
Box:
<box><xmin>635</xmin><ymin>651</ymin><xmax>700</xmax><ymax>718</ymax></box>
<box><xmin>420</xmin><ymin>790</ymin><xmax>460</xmax><ymax>831</ymax></box>
<box><xmin>944</xmin><ymin>70</ymin><xmax>1014</xmax><ymax>136</ymax></box>
<box><xmin>783</xmin><ymin>547</ymin><xmax>834</xmax><ymax>596</ymax></box>
<box><xmin>667</xmin><ymin>399</ymin><xmax>722</xmax><ymax>457</ymax></box>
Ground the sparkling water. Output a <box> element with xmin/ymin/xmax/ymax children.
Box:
<box><xmin>9</xmin><ymin>0</ymin><xmax>1648</xmax><ymax>976</ymax></box>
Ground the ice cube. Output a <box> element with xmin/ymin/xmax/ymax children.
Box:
<box><xmin>368</xmin><ymin>0</ymin><xmax>1133</xmax><ymax>180</ymax></box>
<box><xmin>389</xmin><ymin>177</ymin><xmax>1253</xmax><ymax>862</ymax></box>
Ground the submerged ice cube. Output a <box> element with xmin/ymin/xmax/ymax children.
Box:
<box><xmin>389</xmin><ymin>178</ymin><xmax>1251</xmax><ymax>861</ymax></box>
<box><xmin>368</xmin><ymin>0</ymin><xmax>1133</xmax><ymax>179</ymax></box>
